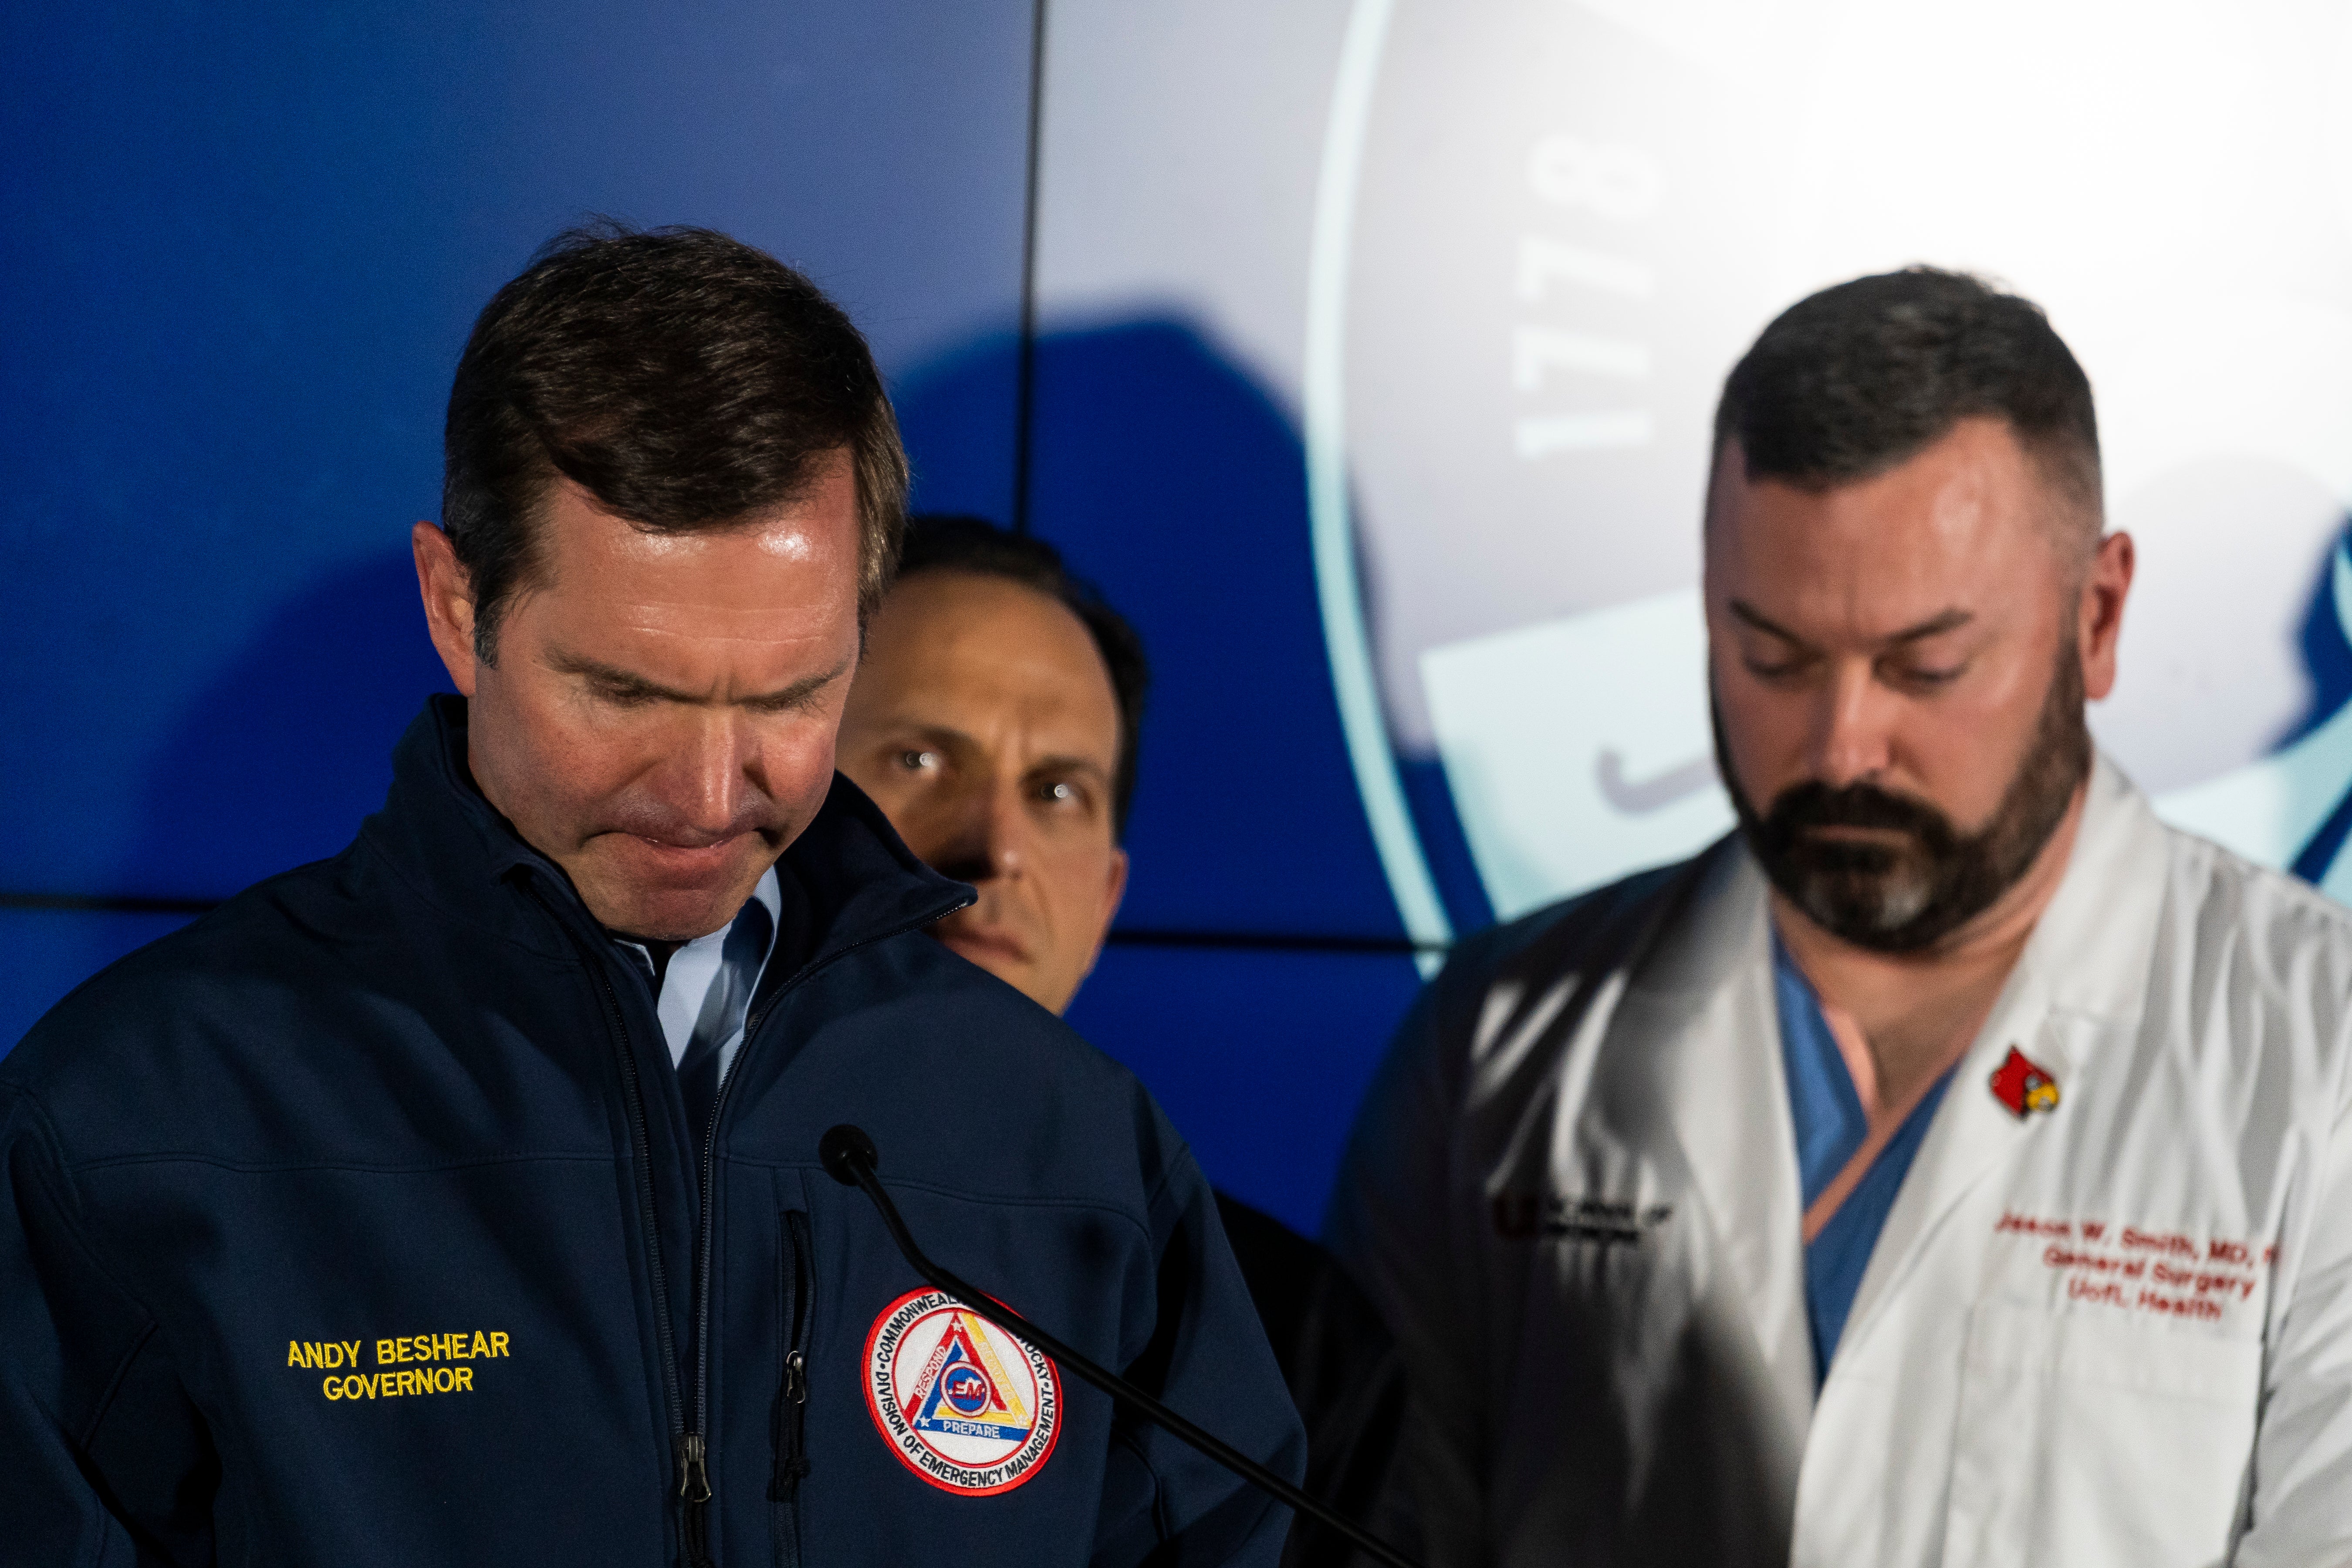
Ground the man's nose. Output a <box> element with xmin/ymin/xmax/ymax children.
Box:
<box><xmin>1811</xmin><ymin>662</ymin><xmax>1896</xmax><ymax>788</ymax></box>
<box><xmin>660</xmin><ymin>710</ymin><xmax>761</xmax><ymax>834</ymax></box>
<box><xmin>929</xmin><ymin>777</ymin><xmax>1030</xmax><ymax>886</ymax></box>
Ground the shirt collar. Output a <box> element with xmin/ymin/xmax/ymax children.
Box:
<box><xmin>609</xmin><ymin>866</ymin><xmax>784</xmax><ymax>987</ymax></box>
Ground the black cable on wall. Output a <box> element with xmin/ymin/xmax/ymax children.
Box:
<box><xmin>1010</xmin><ymin>0</ymin><xmax>1048</xmax><ymax>534</ymax></box>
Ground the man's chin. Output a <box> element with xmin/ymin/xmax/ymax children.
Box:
<box><xmin>573</xmin><ymin>840</ymin><xmax>771</xmax><ymax>941</ymax></box>
<box><xmin>1788</xmin><ymin>889</ymin><xmax>1934</xmax><ymax>952</ymax></box>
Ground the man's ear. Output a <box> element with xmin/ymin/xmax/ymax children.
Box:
<box><xmin>1102</xmin><ymin>847</ymin><xmax>1129</xmax><ymax>928</ymax></box>
<box><xmin>412</xmin><ymin>520</ymin><xmax>481</xmax><ymax>697</ymax></box>
<box><xmin>1075</xmin><ymin>847</ymin><xmax>1130</xmax><ymax>990</ymax></box>
<box><xmin>2079</xmin><ymin>530</ymin><xmax>2134</xmax><ymax>703</ymax></box>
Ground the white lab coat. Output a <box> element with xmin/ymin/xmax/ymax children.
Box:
<box><xmin>1328</xmin><ymin>757</ymin><xmax>2352</xmax><ymax>1566</ymax></box>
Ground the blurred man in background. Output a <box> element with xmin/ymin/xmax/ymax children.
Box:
<box><xmin>840</xmin><ymin>516</ymin><xmax>1405</xmax><ymax>1566</ymax></box>
<box><xmin>1329</xmin><ymin>268</ymin><xmax>2352</xmax><ymax>1565</ymax></box>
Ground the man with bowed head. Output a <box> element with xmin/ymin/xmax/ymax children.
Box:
<box><xmin>0</xmin><ymin>226</ymin><xmax>1300</xmax><ymax>1565</ymax></box>
<box><xmin>1329</xmin><ymin>268</ymin><xmax>2352</xmax><ymax>1565</ymax></box>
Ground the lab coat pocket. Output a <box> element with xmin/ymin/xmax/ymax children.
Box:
<box><xmin>1942</xmin><ymin>1300</ymin><xmax>2258</xmax><ymax>1568</ymax></box>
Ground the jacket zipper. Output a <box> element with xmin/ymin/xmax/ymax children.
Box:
<box><xmin>679</xmin><ymin>901</ymin><xmax>968</xmax><ymax>1563</ymax></box>
<box><xmin>534</xmin><ymin>873</ymin><xmax>968</xmax><ymax>1564</ymax></box>
<box><xmin>530</xmin><ymin>891</ymin><xmax>695</xmax><ymax>1559</ymax></box>
<box><xmin>770</xmin><ymin>1210</ymin><xmax>813</xmax><ymax>1568</ymax></box>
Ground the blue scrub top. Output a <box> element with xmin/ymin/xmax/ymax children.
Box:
<box><xmin>1773</xmin><ymin>937</ymin><xmax>1956</xmax><ymax>1385</ymax></box>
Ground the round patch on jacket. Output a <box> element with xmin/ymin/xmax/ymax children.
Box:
<box><xmin>863</xmin><ymin>1288</ymin><xmax>1061</xmax><ymax>1494</ymax></box>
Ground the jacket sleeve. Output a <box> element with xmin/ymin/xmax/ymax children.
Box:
<box><xmin>0</xmin><ymin>1083</ymin><xmax>220</xmax><ymax>1565</ymax></box>
<box><xmin>1321</xmin><ymin>976</ymin><xmax>1487</xmax><ymax>1568</ymax></box>
<box><xmin>2235</xmin><ymin>1069</ymin><xmax>2352</xmax><ymax>1565</ymax></box>
<box><xmin>1088</xmin><ymin>1145</ymin><xmax>1307</xmax><ymax>1568</ymax></box>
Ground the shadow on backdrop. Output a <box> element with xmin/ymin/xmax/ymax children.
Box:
<box><xmin>2</xmin><ymin>553</ymin><xmax>450</xmax><ymax>1052</ymax></box>
<box><xmin>119</xmin><ymin>549</ymin><xmax>453</xmax><ymax>902</ymax></box>
<box><xmin>2280</xmin><ymin>521</ymin><xmax>2352</xmax><ymax>749</ymax></box>
<box><xmin>896</xmin><ymin>317</ymin><xmax>1431</xmax><ymax>1229</ymax></box>
<box><xmin>2281</xmin><ymin>518</ymin><xmax>2352</xmax><ymax>880</ymax></box>
<box><xmin>899</xmin><ymin>314</ymin><xmax>1491</xmax><ymax>939</ymax></box>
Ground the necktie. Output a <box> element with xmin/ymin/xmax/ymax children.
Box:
<box><xmin>676</xmin><ymin>896</ymin><xmax>774</xmax><ymax>1141</ymax></box>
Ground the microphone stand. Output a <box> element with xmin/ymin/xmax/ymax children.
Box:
<box><xmin>819</xmin><ymin>1124</ymin><xmax>1422</xmax><ymax>1568</ymax></box>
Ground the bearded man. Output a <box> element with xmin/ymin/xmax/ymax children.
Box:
<box><xmin>1327</xmin><ymin>267</ymin><xmax>2352</xmax><ymax>1568</ymax></box>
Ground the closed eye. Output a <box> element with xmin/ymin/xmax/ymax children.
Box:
<box><xmin>586</xmin><ymin>674</ymin><xmax>662</xmax><ymax>708</ymax></box>
<box><xmin>1742</xmin><ymin>651</ymin><xmax>1816</xmax><ymax>683</ymax></box>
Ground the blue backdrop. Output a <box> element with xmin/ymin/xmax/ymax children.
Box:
<box><xmin>1</xmin><ymin>1</ymin><xmax>1423</xmax><ymax>1233</ymax></box>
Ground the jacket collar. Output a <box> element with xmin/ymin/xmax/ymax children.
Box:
<box><xmin>359</xmin><ymin>694</ymin><xmax>973</xmax><ymax>965</ymax></box>
<box><xmin>2001</xmin><ymin>753</ymin><xmax>2170</xmax><ymax>1034</ymax></box>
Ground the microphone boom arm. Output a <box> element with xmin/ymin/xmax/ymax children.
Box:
<box><xmin>820</xmin><ymin>1124</ymin><xmax>1421</xmax><ymax>1568</ymax></box>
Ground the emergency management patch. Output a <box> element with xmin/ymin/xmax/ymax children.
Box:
<box><xmin>1989</xmin><ymin>1045</ymin><xmax>2061</xmax><ymax>1119</ymax></box>
<box><xmin>863</xmin><ymin>1288</ymin><xmax>1061</xmax><ymax>1495</ymax></box>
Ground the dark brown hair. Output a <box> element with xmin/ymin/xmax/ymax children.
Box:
<box><xmin>442</xmin><ymin>223</ymin><xmax>907</xmax><ymax>659</ymax></box>
<box><xmin>1713</xmin><ymin>266</ymin><xmax>2101</xmax><ymax>537</ymax></box>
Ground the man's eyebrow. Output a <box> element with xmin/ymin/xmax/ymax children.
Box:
<box><xmin>1727</xmin><ymin>600</ymin><xmax>1973</xmax><ymax>646</ymax></box>
<box><xmin>549</xmin><ymin>652</ymin><xmax>685</xmax><ymax>700</ymax></box>
<box><xmin>1028</xmin><ymin>752</ymin><xmax>1113</xmax><ymax>785</ymax></box>
<box><xmin>741</xmin><ymin>657</ymin><xmax>854</xmax><ymax>709</ymax></box>
<box><xmin>1884</xmin><ymin>607</ymin><xmax>1974</xmax><ymax>643</ymax></box>
<box><xmin>1728</xmin><ymin>600</ymin><xmax>1805</xmax><ymax>644</ymax></box>
<box><xmin>550</xmin><ymin>650</ymin><xmax>852</xmax><ymax>707</ymax></box>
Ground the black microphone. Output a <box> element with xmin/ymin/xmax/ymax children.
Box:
<box><xmin>818</xmin><ymin>1124</ymin><xmax>1421</xmax><ymax>1568</ymax></box>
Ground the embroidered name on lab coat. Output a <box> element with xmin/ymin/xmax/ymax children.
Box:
<box><xmin>1995</xmin><ymin>1211</ymin><xmax>2275</xmax><ymax>1323</ymax></box>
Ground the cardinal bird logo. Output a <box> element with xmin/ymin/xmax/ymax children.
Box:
<box><xmin>1989</xmin><ymin>1045</ymin><xmax>2061</xmax><ymax>1119</ymax></box>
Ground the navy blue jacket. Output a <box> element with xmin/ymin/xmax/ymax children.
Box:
<box><xmin>0</xmin><ymin>697</ymin><xmax>1302</xmax><ymax>1566</ymax></box>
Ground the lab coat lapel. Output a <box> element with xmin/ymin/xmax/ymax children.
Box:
<box><xmin>1832</xmin><ymin>756</ymin><xmax>2170</xmax><ymax>1359</ymax></box>
<box><xmin>1625</xmin><ymin>837</ymin><xmax>1818</xmax><ymax>1437</ymax></box>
